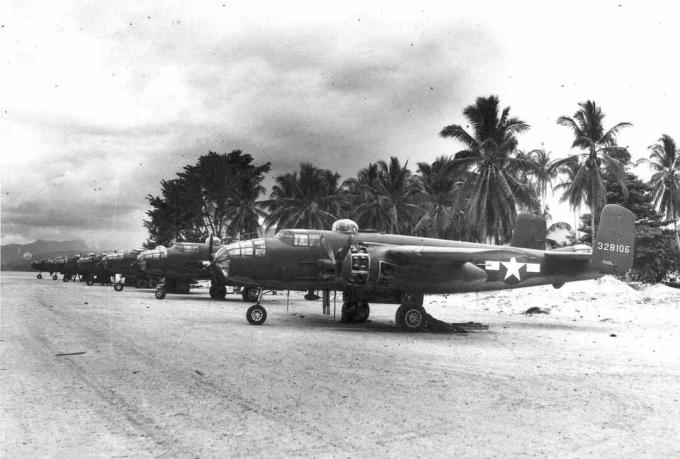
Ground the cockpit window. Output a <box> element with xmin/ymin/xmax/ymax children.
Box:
<box><xmin>293</xmin><ymin>233</ymin><xmax>308</xmax><ymax>247</ymax></box>
<box><xmin>175</xmin><ymin>243</ymin><xmax>200</xmax><ymax>254</ymax></box>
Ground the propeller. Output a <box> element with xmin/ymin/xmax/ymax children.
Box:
<box><xmin>319</xmin><ymin>234</ymin><xmax>354</xmax><ymax>277</ymax></box>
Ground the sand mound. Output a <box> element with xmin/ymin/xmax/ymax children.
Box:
<box><xmin>639</xmin><ymin>283</ymin><xmax>680</xmax><ymax>298</ymax></box>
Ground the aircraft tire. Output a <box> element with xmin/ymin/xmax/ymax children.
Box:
<box><xmin>396</xmin><ymin>305</ymin><xmax>426</xmax><ymax>332</ymax></box>
<box><xmin>86</xmin><ymin>277</ymin><xmax>94</xmax><ymax>286</ymax></box>
<box><xmin>63</xmin><ymin>274</ymin><xmax>70</xmax><ymax>282</ymax></box>
<box><xmin>52</xmin><ymin>274</ymin><xmax>58</xmax><ymax>280</ymax></box>
<box><xmin>37</xmin><ymin>274</ymin><xmax>42</xmax><ymax>279</ymax></box>
<box><xmin>155</xmin><ymin>287</ymin><xmax>166</xmax><ymax>299</ymax></box>
<box><xmin>246</xmin><ymin>304</ymin><xmax>267</xmax><ymax>325</ymax></box>
<box><xmin>352</xmin><ymin>302</ymin><xmax>370</xmax><ymax>324</ymax></box>
<box><xmin>114</xmin><ymin>282</ymin><xmax>124</xmax><ymax>292</ymax></box>
<box><xmin>340</xmin><ymin>302</ymin><xmax>352</xmax><ymax>323</ymax></box>
<box><xmin>209</xmin><ymin>285</ymin><xmax>226</xmax><ymax>300</ymax></box>
<box><xmin>242</xmin><ymin>287</ymin><xmax>260</xmax><ymax>302</ymax></box>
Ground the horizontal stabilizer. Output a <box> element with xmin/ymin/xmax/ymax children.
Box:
<box><xmin>592</xmin><ymin>205</ymin><xmax>636</xmax><ymax>274</ymax></box>
<box><xmin>544</xmin><ymin>251</ymin><xmax>591</xmax><ymax>262</ymax></box>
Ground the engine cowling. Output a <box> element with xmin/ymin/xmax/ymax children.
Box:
<box><xmin>339</xmin><ymin>244</ymin><xmax>394</xmax><ymax>290</ymax></box>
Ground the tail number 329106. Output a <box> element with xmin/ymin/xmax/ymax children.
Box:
<box><xmin>597</xmin><ymin>242</ymin><xmax>630</xmax><ymax>253</ymax></box>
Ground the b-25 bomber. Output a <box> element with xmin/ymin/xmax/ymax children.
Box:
<box><xmin>213</xmin><ymin>205</ymin><xmax>636</xmax><ymax>330</ymax></box>
<box><xmin>135</xmin><ymin>237</ymin><xmax>237</xmax><ymax>300</ymax></box>
<box><xmin>100</xmin><ymin>249</ymin><xmax>159</xmax><ymax>291</ymax></box>
<box><xmin>77</xmin><ymin>253</ymin><xmax>113</xmax><ymax>285</ymax></box>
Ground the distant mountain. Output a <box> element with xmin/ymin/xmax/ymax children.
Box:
<box><xmin>1</xmin><ymin>239</ymin><xmax>93</xmax><ymax>271</ymax></box>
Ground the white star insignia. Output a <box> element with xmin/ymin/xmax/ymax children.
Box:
<box><xmin>501</xmin><ymin>257</ymin><xmax>525</xmax><ymax>281</ymax></box>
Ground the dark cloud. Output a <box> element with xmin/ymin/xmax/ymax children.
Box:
<box><xmin>1</xmin><ymin>3</ymin><xmax>503</xmax><ymax>247</ymax></box>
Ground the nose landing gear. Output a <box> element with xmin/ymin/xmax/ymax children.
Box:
<box><xmin>245</xmin><ymin>287</ymin><xmax>266</xmax><ymax>325</ymax></box>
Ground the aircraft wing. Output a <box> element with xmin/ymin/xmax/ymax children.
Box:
<box><xmin>372</xmin><ymin>246</ymin><xmax>497</xmax><ymax>283</ymax></box>
<box><xmin>380</xmin><ymin>246</ymin><xmax>503</xmax><ymax>265</ymax></box>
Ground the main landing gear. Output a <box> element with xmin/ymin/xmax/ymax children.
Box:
<box><xmin>52</xmin><ymin>274</ymin><xmax>58</xmax><ymax>280</ymax></box>
<box><xmin>241</xmin><ymin>286</ymin><xmax>260</xmax><ymax>302</ymax></box>
<box><xmin>395</xmin><ymin>293</ymin><xmax>426</xmax><ymax>332</ymax></box>
<box><xmin>37</xmin><ymin>273</ymin><xmax>43</xmax><ymax>279</ymax></box>
<box><xmin>209</xmin><ymin>284</ymin><xmax>227</xmax><ymax>300</ymax></box>
<box><xmin>340</xmin><ymin>291</ymin><xmax>370</xmax><ymax>324</ymax></box>
<box><xmin>245</xmin><ymin>287</ymin><xmax>266</xmax><ymax>325</ymax></box>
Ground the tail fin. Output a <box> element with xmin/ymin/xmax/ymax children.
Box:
<box><xmin>510</xmin><ymin>213</ymin><xmax>546</xmax><ymax>250</ymax></box>
<box><xmin>592</xmin><ymin>204</ymin><xmax>636</xmax><ymax>274</ymax></box>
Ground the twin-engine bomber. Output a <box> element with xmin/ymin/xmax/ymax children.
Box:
<box><xmin>213</xmin><ymin>205</ymin><xmax>636</xmax><ymax>331</ymax></box>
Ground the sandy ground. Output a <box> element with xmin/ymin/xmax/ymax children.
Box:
<box><xmin>1</xmin><ymin>271</ymin><xmax>679</xmax><ymax>458</ymax></box>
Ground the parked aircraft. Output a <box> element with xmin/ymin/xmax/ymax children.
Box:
<box><xmin>31</xmin><ymin>259</ymin><xmax>50</xmax><ymax>279</ymax></box>
<box><xmin>135</xmin><ymin>237</ymin><xmax>241</xmax><ymax>300</ymax></box>
<box><xmin>213</xmin><ymin>205</ymin><xmax>636</xmax><ymax>330</ymax></box>
<box><xmin>77</xmin><ymin>253</ymin><xmax>112</xmax><ymax>285</ymax></box>
<box><xmin>100</xmin><ymin>249</ymin><xmax>158</xmax><ymax>291</ymax></box>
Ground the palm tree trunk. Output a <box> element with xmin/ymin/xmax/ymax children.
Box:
<box><xmin>591</xmin><ymin>182</ymin><xmax>597</xmax><ymax>246</ymax></box>
<box><xmin>672</xmin><ymin>196</ymin><xmax>680</xmax><ymax>250</ymax></box>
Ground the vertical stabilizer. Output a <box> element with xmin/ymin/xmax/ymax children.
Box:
<box><xmin>592</xmin><ymin>205</ymin><xmax>636</xmax><ymax>274</ymax></box>
<box><xmin>510</xmin><ymin>213</ymin><xmax>546</xmax><ymax>250</ymax></box>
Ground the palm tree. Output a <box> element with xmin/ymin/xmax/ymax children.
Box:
<box><xmin>262</xmin><ymin>163</ymin><xmax>345</xmax><ymax>231</ymax></box>
<box><xmin>226</xmin><ymin>176</ymin><xmax>268</xmax><ymax>241</ymax></box>
<box><xmin>440</xmin><ymin>95</ymin><xmax>539</xmax><ymax>243</ymax></box>
<box><xmin>348</xmin><ymin>158</ymin><xmax>421</xmax><ymax>234</ymax></box>
<box><xmin>413</xmin><ymin>156</ymin><xmax>468</xmax><ymax>239</ymax></box>
<box><xmin>524</xmin><ymin>148</ymin><xmax>558</xmax><ymax>213</ymax></box>
<box><xmin>553</xmin><ymin>100</ymin><xmax>631</xmax><ymax>244</ymax></box>
<box><xmin>638</xmin><ymin>134</ymin><xmax>680</xmax><ymax>247</ymax></box>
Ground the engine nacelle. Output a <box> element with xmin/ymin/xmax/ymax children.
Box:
<box><xmin>340</xmin><ymin>244</ymin><xmax>394</xmax><ymax>290</ymax></box>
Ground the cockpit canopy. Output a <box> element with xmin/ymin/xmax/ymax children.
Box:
<box><xmin>332</xmin><ymin>219</ymin><xmax>358</xmax><ymax>234</ymax></box>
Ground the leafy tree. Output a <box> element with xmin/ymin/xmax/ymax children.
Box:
<box><xmin>144</xmin><ymin>151</ymin><xmax>271</xmax><ymax>246</ymax></box>
<box><xmin>440</xmin><ymin>95</ymin><xmax>539</xmax><ymax>243</ymax></box>
<box><xmin>606</xmin><ymin>171</ymin><xmax>678</xmax><ymax>282</ymax></box>
<box><xmin>262</xmin><ymin>162</ymin><xmax>344</xmax><ymax>231</ymax></box>
<box><xmin>347</xmin><ymin>157</ymin><xmax>421</xmax><ymax>234</ymax></box>
<box><xmin>637</xmin><ymin>134</ymin><xmax>680</xmax><ymax>248</ymax></box>
<box><xmin>553</xmin><ymin>100</ymin><xmax>631</xmax><ymax>245</ymax></box>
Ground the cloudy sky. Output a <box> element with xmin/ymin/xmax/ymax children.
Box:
<box><xmin>2</xmin><ymin>0</ymin><xmax>679</xmax><ymax>248</ymax></box>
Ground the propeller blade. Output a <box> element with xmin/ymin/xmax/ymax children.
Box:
<box><xmin>336</xmin><ymin>235</ymin><xmax>353</xmax><ymax>263</ymax></box>
<box><xmin>320</xmin><ymin>235</ymin><xmax>336</xmax><ymax>263</ymax></box>
<box><xmin>209</xmin><ymin>234</ymin><xmax>214</xmax><ymax>261</ymax></box>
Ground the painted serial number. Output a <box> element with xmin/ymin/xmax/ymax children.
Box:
<box><xmin>597</xmin><ymin>242</ymin><xmax>630</xmax><ymax>253</ymax></box>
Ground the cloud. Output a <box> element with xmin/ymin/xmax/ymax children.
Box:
<box><xmin>3</xmin><ymin>1</ymin><xmax>678</xmax><ymax>247</ymax></box>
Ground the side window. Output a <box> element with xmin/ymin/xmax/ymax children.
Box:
<box><xmin>294</xmin><ymin>234</ymin><xmax>309</xmax><ymax>247</ymax></box>
<box><xmin>254</xmin><ymin>239</ymin><xmax>266</xmax><ymax>256</ymax></box>
<box><xmin>309</xmin><ymin>234</ymin><xmax>321</xmax><ymax>247</ymax></box>
<box><xmin>240</xmin><ymin>241</ymin><xmax>254</xmax><ymax>256</ymax></box>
